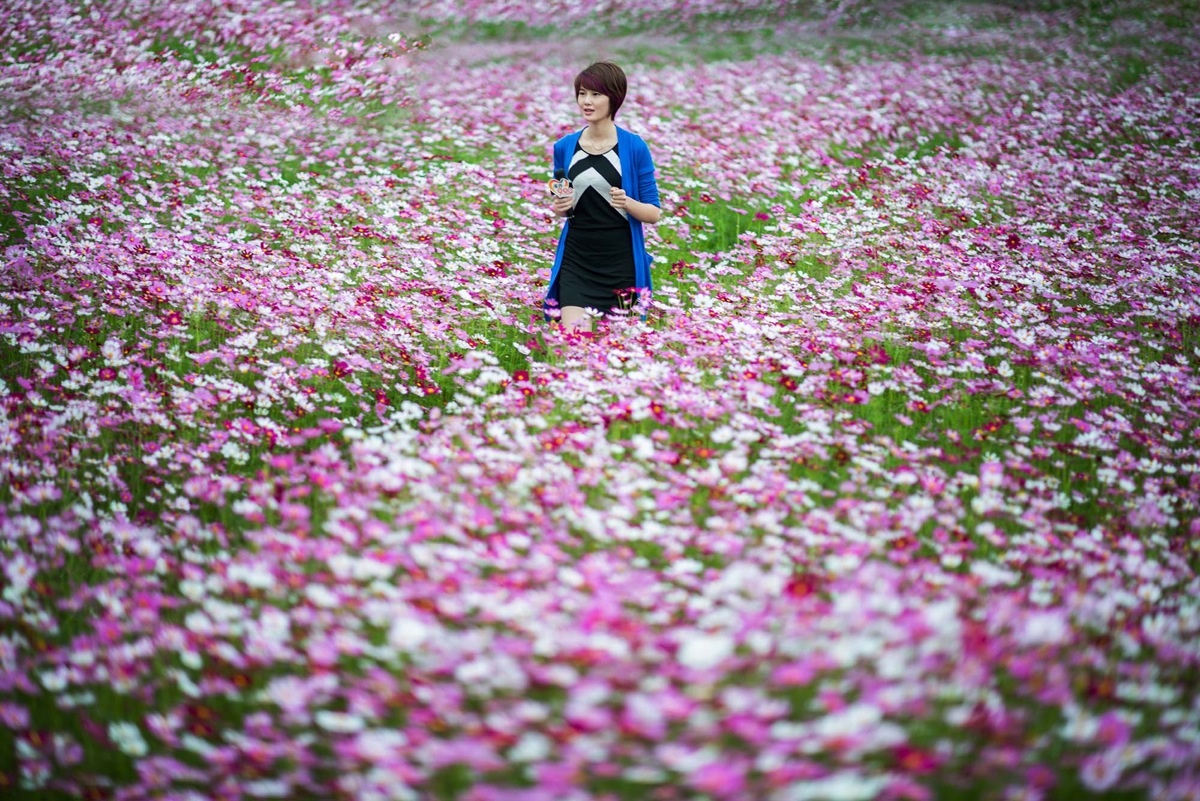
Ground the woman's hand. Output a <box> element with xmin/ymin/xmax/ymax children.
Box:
<box><xmin>610</xmin><ymin>187</ymin><xmax>661</xmax><ymax>224</ymax></box>
<box><xmin>551</xmin><ymin>193</ymin><xmax>574</xmax><ymax>217</ymax></box>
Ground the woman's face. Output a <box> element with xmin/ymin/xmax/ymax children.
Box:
<box><xmin>577</xmin><ymin>87</ymin><xmax>611</xmax><ymax>122</ymax></box>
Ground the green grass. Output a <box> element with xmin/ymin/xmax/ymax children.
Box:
<box><xmin>683</xmin><ymin>202</ymin><xmax>776</xmax><ymax>254</ymax></box>
<box><xmin>824</xmin><ymin>130</ymin><xmax>968</xmax><ymax>169</ymax></box>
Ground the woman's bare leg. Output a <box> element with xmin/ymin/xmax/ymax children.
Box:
<box><xmin>560</xmin><ymin>305</ymin><xmax>592</xmax><ymax>332</ymax></box>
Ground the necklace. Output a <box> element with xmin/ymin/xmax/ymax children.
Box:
<box><xmin>580</xmin><ymin>133</ymin><xmax>616</xmax><ymax>154</ymax></box>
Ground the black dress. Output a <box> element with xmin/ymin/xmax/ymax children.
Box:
<box><xmin>558</xmin><ymin>140</ymin><xmax>636</xmax><ymax>314</ymax></box>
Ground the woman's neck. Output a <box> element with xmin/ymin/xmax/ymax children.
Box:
<box><xmin>585</xmin><ymin>119</ymin><xmax>617</xmax><ymax>139</ymax></box>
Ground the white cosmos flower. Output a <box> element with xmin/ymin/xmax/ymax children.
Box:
<box><xmin>2</xmin><ymin>554</ymin><xmax>34</xmax><ymax>601</ymax></box>
<box><xmin>508</xmin><ymin>731</ymin><xmax>552</xmax><ymax>762</ymax></box>
<box><xmin>388</xmin><ymin>616</ymin><xmax>429</xmax><ymax>650</ymax></box>
<box><xmin>181</xmin><ymin>733</ymin><xmax>217</xmax><ymax>757</ymax></box>
<box><xmin>39</xmin><ymin>669</ymin><xmax>68</xmax><ymax>692</ymax></box>
<box><xmin>183</xmin><ymin>611</ymin><xmax>214</xmax><ymax>635</ymax></box>
<box><xmin>305</xmin><ymin>584</ymin><xmax>340</xmax><ymax>608</ymax></box>
<box><xmin>228</xmin><ymin>561</ymin><xmax>275</xmax><ymax>590</ymax></box>
<box><xmin>100</xmin><ymin>336</ymin><xmax>124</xmax><ymax>363</ymax></box>
<box><xmin>244</xmin><ymin>780</ymin><xmax>289</xmax><ymax>798</ymax></box>
<box><xmin>315</xmin><ymin>710</ymin><xmax>365</xmax><ymax>733</ymax></box>
<box><xmin>108</xmin><ymin>721</ymin><xmax>148</xmax><ymax>757</ymax></box>
<box><xmin>1018</xmin><ymin>610</ymin><xmax>1070</xmax><ymax>647</ymax></box>
<box><xmin>257</xmin><ymin>606</ymin><xmax>291</xmax><ymax>642</ymax></box>
<box><xmin>676</xmin><ymin>631</ymin><xmax>735</xmax><ymax>671</ymax></box>
<box><xmin>352</xmin><ymin>729</ymin><xmax>407</xmax><ymax>761</ymax></box>
<box><xmin>778</xmin><ymin>771</ymin><xmax>889</xmax><ymax>800</ymax></box>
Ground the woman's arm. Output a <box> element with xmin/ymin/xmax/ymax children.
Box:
<box><xmin>613</xmin><ymin>193</ymin><xmax>660</xmax><ymax>224</ymax></box>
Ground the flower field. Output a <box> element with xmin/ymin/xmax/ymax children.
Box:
<box><xmin>2</xmin><ymin>0</ymin><xmax>1199</xmax><ymax>798</ymax></box>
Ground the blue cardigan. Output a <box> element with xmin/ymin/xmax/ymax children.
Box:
<box><xmin>545</xmin><ymin>126</ymin><xmax>660</xmax><ymax>315</ymax></box>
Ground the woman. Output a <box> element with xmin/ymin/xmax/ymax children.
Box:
<box><xmin>546</xmin><ymin>61</ymin><xmax>661</xmax><ymax>330</ymax></box>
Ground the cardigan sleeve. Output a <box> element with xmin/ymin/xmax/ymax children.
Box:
<box><xmin>635</xmin><ymin>138</ymin><xmax>660</xmax><ymax>208</ymax></box>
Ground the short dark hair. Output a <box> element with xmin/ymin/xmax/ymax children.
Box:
<box><xmin>573</xmin><ymin>61</ymin><xmax>627</xmax><ymax>119</ymax></box>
